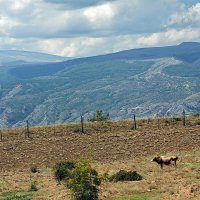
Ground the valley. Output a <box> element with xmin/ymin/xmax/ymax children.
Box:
<box><xmin>0</xmin><ymin>43</ymin><xmax>200</xmax><ymax>127</ymax></box>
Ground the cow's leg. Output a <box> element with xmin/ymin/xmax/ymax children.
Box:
<box><xmin>160</xmin><ymin>162</ymin><xmax>163</xmax><ymax>169</ymax></box>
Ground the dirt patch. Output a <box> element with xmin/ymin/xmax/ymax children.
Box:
<box><xmin>0</xmin><ymin>117</ymin><xmax>200</xmax><ymax>170</ymax></box>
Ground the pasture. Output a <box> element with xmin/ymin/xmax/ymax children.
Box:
<box><xmin>0</xmin><ymin>116</ymin><xmax>200</xmax><ymax>199</ymax></box>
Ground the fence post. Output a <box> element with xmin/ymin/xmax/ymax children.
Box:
<box><xmin>26</xmin><ymin>120</ymin><xmax>30</xmax><ymax>138</ymax></box>
<box><xmin>0</xmin><ymin>130</ymin><xmax>2</xmax><ymax>142</ymax></box>
<box><xmin>81</xmin><ymin>116</ymin><xmax>84</xmax><ymax>133</ymax></box>
<box><xmin>182</xmin><ymin>110</ymin><xmax>186</xmax><ymax>126</ymax></box>
<box><xmin>53</xmin><ymin>125</ymin><xmax>56</xmax><ymax>136</ymax></box>
<box><xmin>156</xmin><ymin>114</ymin><xmax>161</xmax><ymax>129</ymax></box>
<box><xmin>132</xmin><ymin>114</ymin><xmax>137</xmax><ymax>130</ymax></box>
<box><xmin>24</xmin><ymin>125</ymin><xmax>27</xmax><ymax>138</ymax></box>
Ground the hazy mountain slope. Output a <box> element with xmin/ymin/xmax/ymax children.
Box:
<box><xmin>0</xmin><ymin>42</ymin><xmax>200</xmax><ymax>127</ymax></box>
<box><xmin>53</xmin><ymin>42</ymin><xmax>200</xmax><ymax>64</ymax></box>
<box><xmin>4</xmin><ymin>42</ymin><xmax>200</xmax><ymax>82</ymax></box>
<box><xmin>8</xmin><ymin>62</ymin><xmax>69</xmax><ymax>79</ymax></box>
<box><xmin>0</xmin><ymin>50</ymin><xmax>70</xmax><ymax>83</ymax></box>
<box><xmin>0</xmin><ymin>50</ymin><xmax>68</xmax><ymax>64</ymax></box>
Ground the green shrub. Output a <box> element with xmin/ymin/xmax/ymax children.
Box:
<box><xmin>173</xmin><ymin>117</ymin><xmax>181</xmax><ymax>121</ymax></box>
<box><xmin>101</xmin><ymin>172</ymin><xmax>110</xmax><ymax>182</ymax></box>
<box><xmin>28</xmin><ymin>181</ymin><xmax>38</xmax><ymax>192</ymax></box>
<box><xmin>111</xmin><ymin>195</ymin><xmax>148</xmax><ymax>200</ymax></box>
<box><xmin>1</xmin><ymin>192</ymin><xmax>32</xmax><ymax>200</ymax></box>
<box><xmin>67</xmin><ymin>159</ymin><xmax>101</xmax><ymax>200</ymax></box>
<box><xmin>88</xmin><ymin>109</ymin><xmax>110</xmax><ymax>122</ymax></box>
<box><xmin>53</xmin><ymin>161</ymin><xmax>75</xmax><ymax>182</ymax></box>
<box><xmin>73</xmin><ymin>128</ymin><xmax>82</xmax><ymax>133</ymax></box>
<box><xmin>193</xmin><ymin>113</ymin><xmax>200</xmax><ymax>117</ymax></box>
<box><xmin>196</xmin><ymin>121</ymin><xmax>200</xmax><ymax>125</ymax></box>
<box><xmin>109</xmin><ymin>170</ymin><xmax>143</xmax><ymax>182</ymax></box>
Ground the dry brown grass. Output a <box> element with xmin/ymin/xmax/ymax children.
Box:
<box><xmin>0</xmin><ymin>116</ymin><xmax>200</xmax><ymax>199</ymax></box>
<box><xmin>97</xmin><ymin>150</ymin><xmax>200</xmax><ymax>200</ymax></box>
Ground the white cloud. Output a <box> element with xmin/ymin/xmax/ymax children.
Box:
<box><xmin>136</xmin><ymin>28</ymin><xmax>200</xmax><ymax>47</ymax></box>
<box><xmin>169</xmin><ymin>3</ymin><xmax>200</xmax><ymax>27</ymax></box>
<box><xmin>0</xmin><ymin>15</ymin><xmax>19</xmax><ymax>36</ymax></box>
<box><xmin>0</xmin><ymin>0</ymin><xmax>183</xmax><ymax>39</ymax></box>
<box><xmin>36</xmin><ymin>35</ymin><xmax>145</xmax><ymax>57</ymax></box>
<box><xmin>11</xmin><ymin>0</ymin><xmax>32</xmax><ymax>11</ymax></box>
<box><xmin>0</xmin><ymin>37</ymin><xmax>18</xmax><ymax>47</ymax></box>
<box><xmin>83</xmin><ymin>3</ymin><xmax>115</xmax><ymax>24</ymax></box>
<box><xmin>0</xmin><ymin>0</ymin><xmax>200</xmax><ymax>57</ymax></box>
<box><xmin>37</xmin><ymin>37</ymin><xmax>108</xmax><ymax>57</ymax></box>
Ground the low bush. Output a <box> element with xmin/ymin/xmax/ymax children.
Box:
<box><xmin>101</xmin><ymin>172</ymin><xmax>110</xmax><ymax>182</ymax></box>
<box><xmin>0</xmin><ymin>192</ymin><xmax>33</xmax><ymax>200</ymax></box>
<box><xmin>28</xmin><ymin>181</ymin><xmax>38</xmax><ymax>192</ymax></box>
<box><xmin>173</xmin><ymin>117</ymin><xmax>182</xmax><ymax>122</ymax></box>
<box><xmin>53</xmin><ymin>161</ymin><xmax>75</xmax><ymax>182</ymax></box>
<box><xmin>88</xmin><ymin>109</ymin><xmax>110</xmax><ymax>122</ymax></box>
<box><xmin>196</xmin><ymin>121</ymin><xmax>200</xmax><ymax>125</ymax></box>
<box><xmin>192</xmin><ymin>113</ymin><xmax>200</xmax><ymax>117</ymax></box>
<box><xmin>109</xmin><ymin>170</ymin><xmax>143</xmax><ymax>182</ymax></box>
<box><xmin>73</xmin><ymin>128</ymin><xmax>82</xmax><ymax>133</ymax></box>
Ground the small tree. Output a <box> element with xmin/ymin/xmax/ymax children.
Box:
<box><xmin>53</xmin><ymin>161</ymin><xmax>75</xmax><ymax>182</ymax></box>
<box><xmin>67</xmin><ymin>159</ymin><xmax>101</xmax><ymax>200</ymax></box>
<box><xmin>88</xmin><ymin>109</ymin><xmax>110</xmax><ymax>122</ymax></box>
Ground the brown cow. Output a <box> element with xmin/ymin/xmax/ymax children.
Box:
<box><xmin>152</xmin><ymin>156</ymin><xmax>178</xmax><ymax>169</ymax></box>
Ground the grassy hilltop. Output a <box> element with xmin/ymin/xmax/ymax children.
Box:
<box><xmin>0</xmin><ymin>115</ymin><xmax>200</xmax><ymax>199</ymax></box>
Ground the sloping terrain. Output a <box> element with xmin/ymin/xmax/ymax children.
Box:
<box><xmin>0</xmin><ymin>50</ymin><xmax>68</xmax><ymax>64</ymax></box>
<box><xmin>0</xmin><ymin>50</ymin><xmax>69</xmax><ymax>84</ymax></box>
<box><xmin>0</xmin><ymin>116</ymin><xmax>200</xmax><ymax>169</ymax></box>
<box><xmin>0</xmin><ymin>42</ymin><xmax>200</xmax><ymax>127</ymax></box>
<box><xmin>0</xmin><ymin>117</ymin><xmax>200</xmax><ymax>199</ymax></box>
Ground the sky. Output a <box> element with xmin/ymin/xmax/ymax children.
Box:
<box><xmin>0</xmin><ymin>0</ymin><xmax>200</xmax><ymax>57</ymax></box>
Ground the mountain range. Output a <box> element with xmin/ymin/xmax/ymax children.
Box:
<box><xmin>0</xmin><ymin>42</ymin><xmax>200</xmax><ymax>127</ymax></box>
